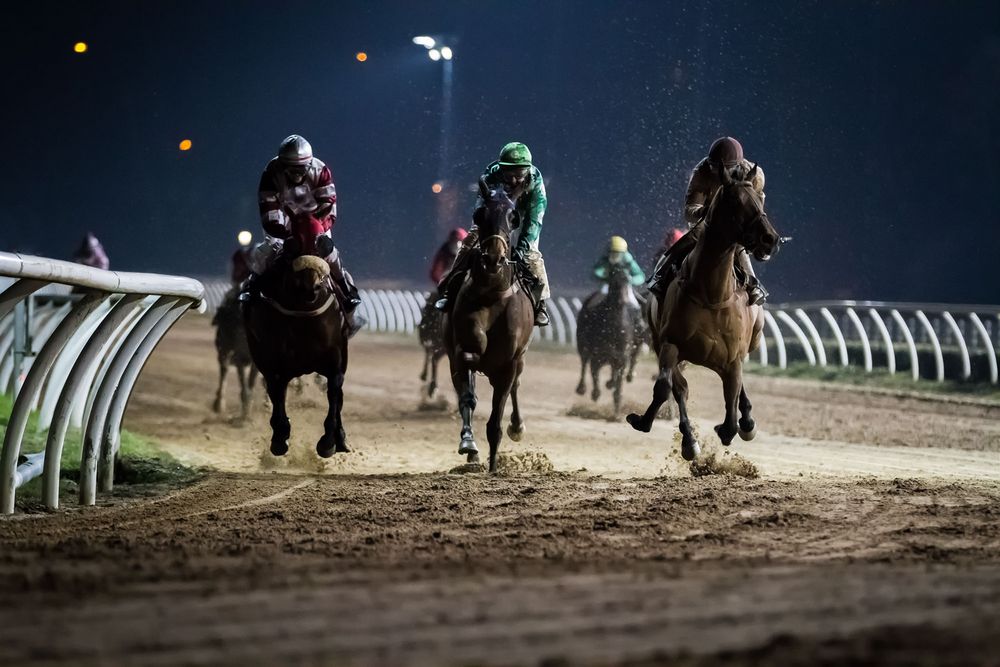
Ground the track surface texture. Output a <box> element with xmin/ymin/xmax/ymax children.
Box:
<box><xmin>2</xmin><ymin>315</ymin><xmax>999</xmax><ymax>666</ymax></box>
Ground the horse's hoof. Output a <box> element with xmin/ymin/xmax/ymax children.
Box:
<box><xmin>715</xmin><ymin>424</ymin><xmax>737</xmax><ymax>447</ymax></box>
<box><xmin>591</xmin><ymin>390</ymin><xmax>600</xmax><ymax>402</ymax></box>
<box><xmin>626</xmin><ymin>413</ymin><xmax>651</xmax><ymax>433</ymax></box>
<box><xmin>738</xmin><ymin>419</ymin><xmax>757</xmax><ymax>441</ymax></box>
<box><xmin>466</xmin><ymin>451</ymin><xmax>480</xmax><ymax>464</ymax></box>
<box><xmin>575</xmin><ymin>383</ymin><xmax>586</xmax><ymax>396</ymax></box>
<box><xmin>419</xmin><ymin>371</ymin><xmax>427</xmax><ymax>382</ymax></box>
<box><xmin>681</xmin><ymin>439</ymin><xmax>701</xmax><ymax>461</ymax></box>
<box><xmin>270</xmin><ymin>440</ymin><xmax>289</xmax><ymax>456</ymax></box>
<box><xmin>212</xmin><ymin>399</ymin><xmax>223</xmax><ymax>414</ymax></box>
<box><xmin>316</xmin><ymin>442</ymin><xmax>335</xmax><ymax>458</ymax></box>
<box><xmin>428</xmin><ymin>383</ymin><xmax>438</xmax><ymax>399</ymax></box>
<box><xmin>605</xmin><ymin>380</ymin><xmax>614</xmax><ymax>390</ymax></box>
<box><xmin>458</xmin><ymin>438</ymin><xmax>478</xmax><ymax>455</ymax></box>
<box><xmin>507</xmin><ymin>424</ymin><xmax>524</xmax><ymax>442</ymax></box>
<box><xmin>626</xmin><ymin>373</ymin><xmax>634</xmax><ymax>383</ymax></box>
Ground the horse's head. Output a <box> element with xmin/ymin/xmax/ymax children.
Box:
<box><xmin>715</xmin><ymin>164</ymin><xmax>781</xmax><ymax>262</ymax></box>
<box><xmin>288</xmin><ymin>255</ymin><xmax>331</xmax><ymax>302</ymax></box>
<box><xmin>606</xmin><ymin>258</ymin><xmax>632</xmax><ymax>293</ymax></box>
<box><xmin>475</xmin><ymin>176</ymin><xmax>521</xmax><ymax>274</ymax></box>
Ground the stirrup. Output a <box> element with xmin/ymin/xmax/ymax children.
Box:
<box><xmin>346</xmin><ymin>315</ymin><xmax>366</xmax><ymax>339</ymax></box>
<box><xmin>747</xmin><ymin>284</ymin><xmax>768</xmax><ymax>306</ymax></box>
<box><xmin>534</xmin><ymin>302</ymin><xmax>550</xmax><ymax>327</ymax></box>
<box><xmin>434</xmin><ymin>297</ymin><xmax>450</xmax><ymax>312</ymax></box>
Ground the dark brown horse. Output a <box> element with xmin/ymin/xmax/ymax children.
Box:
<box><xmin>575</xmin><ymin>262</ymin><xmax>640</xmax><ymax>417</ymax></box>
<box><xmin>443</xmin><ymin>178</ymin><xmax>534</xmax><ymax>472</ymax></box>
<box><xmin>243</xmin><ymin>253</ymin><xmax>349</xmax><ymax>458</ymax></box>
<box><xmin>627</xmin><ymin>165</ymin><xmax>781</xmax><ymax>460</ymax></box>
<box><xmin>211</xmin><ymin>290</ymin><xmax>257</xmax><ymax>419</ymax></box>
<box><xmin>418</xmin><ymin>299</ymin><xmax>446</xmax><ymax>398</ymax></box>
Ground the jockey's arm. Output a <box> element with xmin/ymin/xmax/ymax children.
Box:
<box><xmin>592</xmin><ymin>257</ymin><xmax>609</xmax><ymax>281</ymax></box>
<box><xmin>258</xmin><ymin>168</ymin><xmax>289</xmax><ymax>239</ymax></box>
<box><xmin>515</xmin><ymin>168</ymin><xmax>547</xmax><ymax>255</ymax></box>
<box><xmin>684</xmin><ymin>162</ymin><xmax>712</xmax><ymax>228</ymax></box>
<box><xmin>626</xmin><ymin>253</ymin><xmax>646</xmax><ymax>286</ymax></box>
<box><xmin>311</xmin><ymin>165</ymin><xmax>338</xmax><ymax>226</ymax></box>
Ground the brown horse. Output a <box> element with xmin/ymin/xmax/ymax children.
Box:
<box><xmin>443</xmin><ymin>178</ymin><xmax>534</xmax><ymax>472</ymax></box>
<box><xmin>243</xmin><ymin>254</ymin><xmax>349</xmax><ymax>458</ymax></box>
<box><xmin>212</xmin><ymin>289</ymin><xmax>257</xmax><ymax>419</ymax></box>
<box><xmin>575</xmin><ymin>261</ymin><xmax>641</xmax><ymax>417</ymax></box>
<box><xmin>418</xmin><ymin>299</ymin><xmax>446</xmax><ymax>398</ymax></box>
<box><xmin>627</xmin><ymin>165</ymin><xmax>781</xmax><ymax>460</ymax></box>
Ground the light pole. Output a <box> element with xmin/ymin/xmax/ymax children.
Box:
<box><xmin>412</xmin><ymin>36</ymin><xmax>454</xmax><ymax>194</ymax></box>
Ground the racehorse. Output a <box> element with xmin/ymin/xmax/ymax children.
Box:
<box><xmin>243</xmin><ymin>217</ymin><xmax>349</xmax><ymax>458</ymax></box>
<box><xmin>627</xmin><ymin>164</ymin><xmax>782</xmax><ymax>460</ymax></box>
<box><xmin>418</xmin><ymin>300</ymin><xmax>446</xmax><ymax>398</ymax></box>
<box><xmin>211</xmin><ymin>291</ymin><xmax>257</xmax><ymax>419</ymax></box>
<box><xmin>575</xmin><ymin>262</ymin><xmax>641</xmax><ymax>416</ymax></box>
<box><xmin>443</xmin><ymin>177</ymin><xmax>534</xmax><ymax>472</ymax></box>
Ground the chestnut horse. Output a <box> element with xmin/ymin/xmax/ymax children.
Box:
<box><xmin>243</xmin><ymin>218</ymin><xmax>349</xmax><ymax>458</ymax></box>
<box><xmin>444</xmin><ymin>178</ymin><xmax>534</xmax><ymax>472</ymax></box>
<box><xmin>627</xmin><ymin>165</ymin><xmax>782</xmax><ymax>460</ymax></box>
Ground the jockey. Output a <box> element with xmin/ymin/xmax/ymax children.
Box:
<box><xmin>434</xmin><ymin>142</ymin><xmax>551</xmax><ymax>326</ymax></box>
<box><xmin>647</xmin><ymin>136</ymin><xmax>768</xmax><ymax>304</ymax></box>
<box><xmin>591</xmin><ymin>236</ymin><xmax>645</xmax><ymax>307</ymax></box>
<box><xmin>429</xmin><ymin>228</ymin><xmax>468</xmax><ymax>285</ymax></box>
<box><xmin>245</xmin><ymin>135</ymin><xmax>362</xmax><ymax>332</ymax></box>
<box><xmin>72</xmin><ymin>232</ymin><xmax>109</xmax><ymax>271</ymax></box>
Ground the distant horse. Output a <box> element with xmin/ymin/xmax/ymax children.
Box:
<box><xmin>575</xmin><ymin>262</ymin><xmax>641</xmax><ymax>416</ymax></box>
<box><xmin>444</xmin><ymin>177</ymin><xmax>534</xmax><ymax>472</ymax></box>
<box><xmin>211</xmin><ymin>291</ymin><xmax>257</xmax><ymax>419</ymax></box>
<box><xmin>627</xmin><ymin>165</ymin><xmax>782</xmax><ymax>460</ymax></box>
<box><xmin>418</xmin><ymin>300</ymin><xmax>446</xmax><ymax>398</ymax></box>
<box><xmin>243</xmin><ymin>220</ymin><xmax>349</xmax><ymax>458</ymax></box>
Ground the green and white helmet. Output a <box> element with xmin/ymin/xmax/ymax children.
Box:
<box><xmin>498</xmin><ymin>141</ymin><xmax>532</xmax><ymax>167</ymax></box>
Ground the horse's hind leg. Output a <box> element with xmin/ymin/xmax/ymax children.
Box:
<box><xmin>737</xmin><ymin>384</ymin><xmax>757</xmax><ymax>441</ymax></box>
<box><xmin>264</xmin><ymin>375</ymin><xmax>291</xmax><ymax>456</ymax></box>
<box><xmin>317</xmin><ymin>371</ymin><xmax>348</xmax><ymax>457</ymax></box>
<box><xmin>575</xmin><ymin>356</ymin><xmax>588</xmax><ymax>395</ymax></box>
<box><xmin>236</xmin><ymin>364</ymin><xmax>251</xmax><ymax>420</ymax></box>
<box><xmin>453</xmin><ymin>368</ymin><xmax>479</xmax><ymax>463</ymax></box>
<box><xmin>486</xmin><ymin>369</ymin><xmax>515</xmax><ymax>474</ymax></box>
<box><xmin>429</xmin><ymin>349</ymin><xmax>444</xmax><ymax>398</ymax></box>
<box><xmin>671</xmin><ymin>367</ymin><xmax>699</xmax><ymax>460</ymax></box>
<box><xmin>714</xmin><ymin>366</ymin><xmax>742</xmax><ymax>447</ymax></box>
<box><xmin>420</xmin><ymin>348</ymin><xmax>430</xmax><ymax>382</ymax></box>
<box><xmin>590</xmin><ymin>360</ymin><xmax>602</xmax><ymax>402</ymax></box>
<box><xmin>213</xmin><ymin>359</ymin><xmax>228</xmax><ymax>413</ymax></box>
<box><xmin>627</xmin><ymin>344</ymin><xmax>678</xmax><ymax>433</ymax></box>
<box><xmin>507</xmin><ymin>357</ymin><xmax>525</xmax><ymax>442</ymax></box>
<box><xmin>611</xmin><ymin>363</ymin><xmax>624</xmax><ymax>418</ymax></box>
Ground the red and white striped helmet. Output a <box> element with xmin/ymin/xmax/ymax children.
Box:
<box><xmin>278</xmin><ymin>135</ymin><xmax>313</xmax><ymax>166</ymax></box>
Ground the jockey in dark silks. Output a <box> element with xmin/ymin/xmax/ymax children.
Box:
<box><xmin>242</xmin><ymin>135</ymin><xmax>362</xmax><ymax>335</ymax></box>
<box><xmin>429</xmin><ymin>228</ymin><xmax>468</xmax><ymax>285</ymax></box>
<box><xmin>433</xmin><ymin>142</ymin><xmax>551</xmax><ymax>326</ymax></box>
<box><xmin>647</xmin><ymin>136</ymin><xmax>768</xmax><ymax>304</ymax></box>
<box><xmin>72</xmin><ymin>232</ymin><xmax>109</xmax><ymax>270</ymax></box>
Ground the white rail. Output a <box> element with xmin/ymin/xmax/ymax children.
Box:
<box><xmin>0</xmin><ymin>252</ymin><xmax>204</xmax><ymax>513</ymax></box>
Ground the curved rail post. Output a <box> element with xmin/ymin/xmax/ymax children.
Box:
<box><xmin>762</xmin><ymin>310</ymin><xmax>786</xmax><ymax>368</ymax></box>
<box><xmin>968</xmin><ymin>313</ymin><xmax>998</xmax><ymax>384</ymax></box>
<box><xmin>794</xmin><ymin>309</ymin><xmax>827</xmax><ymax>366</ymax></box>
<box><xmin>0</xmin><ymin>278</ymin><xmax>47</xmax><ymax>320</ymax></box>
<box><xmin>77</xmin><ymin>302</ymin><xmax>148</xmax><ymax>431</ymax></box>
<box><xmin>356</xmin><ymin>289</ymin><xmax>375</xmax><ymax>332</ymax></box>
<box><xmin>757</xmin><ymin>330</ymin><xmax>769</xmax><ymax>366</ymax></box>
<box><xmin>0</xmin><ymin>291</ymin><xmax>106</xmax><ymax>514</ymax></box>
<box><xmin>868</xmin><ymin>308</ymin><xmax>895</xmax><ymax>374</ymax></box>
<box><xmin>41</xmin><ymin>294</ymin><xmax>146</xmax><ymax>508</ymax></box>
<box><xmin>940</xmin><ymin>312</ymin><xmax>971</xmax><ymax>380</ymax></box>
<box><xmin>775</xmin><ymin>310</ymin><xmax>816</xmax><ymax>365</ymax></box>
<box><xmin>555</xmin><ymin>297</ymin><xmax>577</xmax><ymax>348</ymax></box>
<box><xmin>2</xmin><ymin>303</ymin><xmax>70</xmax><ymax>395</ymax></box>
<box><xmin>914</xmin><ymin>310</ymin><xmax>944</xmax><ymax>382</ymax></box>
<box><xmin>889</xmin><ymin>309</ymin><xmax>920</xmax><ymax>381</ymax></box>
<box><xmin>845</xmin><ymin>308</ymin><xmax>873</xmax><ymax>372</ymax></box>
<box><xmin>95</xmin><ymin>299</ymin><xmax>191</xmax><ymax>496</ymax></box>
<box><xmin>384</xmin><ymin>291</ymin><xmax>408</xmax><ymax>334</ymax></box>
<box><xmin>78</xmin><ymin>296</ymin><xmax>179</xmax><ymax>505</ymax></box>
<box><xmin>546</xmin><ymin>296</ymin><xmax>567</xmax><ymax>345</ymax></box>
<box><xmin>819</xmin><ymin>307</ymin><xmax>849</xmax><ymax>367</ymax></box>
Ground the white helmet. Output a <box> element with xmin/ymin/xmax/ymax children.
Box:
<box><xmin>278</xmin><ymin>134</ymin><xmax>313</xmax><ymax>165</ymax></box>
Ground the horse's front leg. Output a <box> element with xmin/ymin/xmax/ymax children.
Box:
<box><xmin>671</xmin><ymin>366</ymin><xmax>699</xmax><ymax>460</ymax></box>
<box><xmin>317</xmin><ymin>371</ymin><xmax>348</xmax><ymax>457</ymax></box>
<box><xmin>737</xmin><ymin>384</ymin><xmax>757</xmax><ymax>441</ymax></box>
<box><xmin>714</xmin><ymin>365</ymin><xmax>742</xmax><ymax>446</ymax></box>
<box><xmin>429</xmin><ymin>349</ymin><xmax>444</xmax><ymax>398</ymax></box>
<box><xmin>453</xmin><ymin>367</ymin><xmax>479</xmax><ymax>463</ymax></box>
<box><xmin>486</xmin><ymin>369</ymin><xmax>515</xmax><ymax>474</ymax></box>
<box><xmin>213</xmin><ymin>357</ymin><xmax>228</xmax><ymax>413</ymax></box>
<box><xmin>507</xmin><ymin>357</ymin><xmax>526</xmax><ymax>442</ymax></box>
<box><xmin>235</xmin><ymin>363</ymin><xmax>251</xmax><ymax>421</ymax></box>
<box><xmin>627</xmin><ymin>344</ymin><xmax>678</xmax><ymax>433</ymax></box>
<box><xmin>590</xmin><ymin>359</ymin><xmax>602</xmax><ymax>402</ymax></box>
<box><xmin>420</xmin><ymin>347</ymin><xmax>430</xmax><ymax>382</ymax></box>
<box><xmin>611</xmin><ymin>363</ymin><xmax>624</xmax><ymax>418</ymax></box>
<box><xmin>264</xmin><ymin>374</ymin><xmax>291</xmax><ymax>455</ymax></box>
<box><xmin>575</xmin><ymin>356</ymin><xmax>588</xmax><ymax>395</ymax></box>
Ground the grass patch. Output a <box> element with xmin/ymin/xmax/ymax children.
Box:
<box><xmin>746</xmin><ymin>362</ymin><xmax>1000</xmax><ymax>401</ymax></box>
<box><xmin>0</xmin><ymin>393</ymin><xmax>198</xmax><ymax>509</ymax></box>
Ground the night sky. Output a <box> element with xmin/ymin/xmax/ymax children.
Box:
<box><xmin>3</xmin><ymin>1</ymin><xmax>998</xmax><ymax>303</ymax></box>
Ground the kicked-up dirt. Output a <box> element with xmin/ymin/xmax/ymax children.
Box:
<box><xmin>1</xmin><ymin>314</ymin><xmax>998</xmax><ymax>666</ymax></box>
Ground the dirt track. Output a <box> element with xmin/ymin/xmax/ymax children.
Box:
<box><xmin>2</xmin><ymin>315</ymin><xmax>999</xmax><ymax>666</ymax></box>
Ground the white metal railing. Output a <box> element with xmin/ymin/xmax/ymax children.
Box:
<box><xmin>197</xmin><ymin>282</ymin><xmax>1000</xmax><ymax>385</ymax></box>
<box><xmin>0</xmin><ymin>252</ymin><xmax>204</xmax><ymax>513</ymax></box>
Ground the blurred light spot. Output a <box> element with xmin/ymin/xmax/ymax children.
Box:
<box><xmin>356</xmin><ymin>52</ymin><xmax>368</xmax><ymax>62</ymax></box>
<box><xmin>440</xmin><ymin>46</ymin><xmax>453</xmax><ymax>60</ymax></box>
<box><xmin>412</xmin><ymin>36</ymin><xmax>435</xmax><ymax>48</ymax></box>
<box><xmin>431</xmin><ymin>182</ymin><xmax>443</xmax><ymax>194</ymax></box>
<box><xmin>74</xmin><ymin>42</ymin><xmax>88</xmax><ymax>53</ymax></box>
<box><xmin>428</xmin><ymin>49</ymin><xmax>441</xmax><ymax>61</ymax></box>
<box><xmin>237</xmin><ymin>230</ymin><xmax>253</xmax><ymax>246</ymax></box>
<box><xmin>178</xmin><ymin>139</ymin><xmax>192</xmax><ymax>151</ymax></box>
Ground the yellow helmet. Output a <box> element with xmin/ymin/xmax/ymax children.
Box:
<box><xmin>608</xmin><ymin>236</ymin><xmax>628</xmax><ymax>253</ymax></box>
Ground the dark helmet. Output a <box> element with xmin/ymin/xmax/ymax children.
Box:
<box><xmin>708</xmin><ymin>136</ymin><xmax>743</xmax><ymax>167</ymax></box>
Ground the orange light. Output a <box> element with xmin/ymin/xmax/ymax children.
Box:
<box><xmin>178</xmin><ymin>139</ymin><xmax>192</xmax><ymax>151</ymax></box>
<box><xmin>74</xmin><ymin>42</ymin><xmax>88</xmax><ymax>54</ymax></box>
<box><xmin>431</xmin><ymin>183</ymin><xmax>443</xmax><ymax>194</ymax></box>
<box><xmin>356</xmin><ymin>52</ymin><xmax>368</xmax><ymax>62</ymax></box>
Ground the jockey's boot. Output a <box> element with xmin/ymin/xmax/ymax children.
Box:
<box><xmin>534</xmin><ymin>300</ymin><xmax>550</xmax><ymax>327</ymax></box>
<box><xmin>735</xmin><ymin>250</ymin><xmax>768</xmax><ymax>305</ymax></box>
<box><xmin>238</xmin><ymin>273</ymin><xmax>261</xmax><ymax>303</ymax></box>
<box><xmin>327</xmin><ymin>255</ymin><xmax>365</xmax><ymax>338</ymax></box>
<box><xmin>646</xmin><ymin>257</ymin><xmax>677</xmax><ymax>298</ymax></box>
